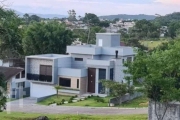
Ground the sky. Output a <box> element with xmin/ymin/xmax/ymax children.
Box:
<box><xmin>4</xmin><ymin>0</ymin><xmax>180</xmax><ymax>16</ymax></box>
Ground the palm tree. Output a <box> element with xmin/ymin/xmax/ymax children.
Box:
<box><xmin>54</xmin><ymin>85</ymin><xmax>61</xmax><ymax>98</ymax></box>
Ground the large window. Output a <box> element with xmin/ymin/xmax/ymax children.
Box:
<box><xmin>110</xmin><ymin>68</ymin><xmax>114</xmax><ymax>80</ymax></box>
<box><xmin>16</xmin><ymin>73</ymin><xmax>20</xmax><ymax>79</ymax></box>
<box><xmin>21</xmin><ymin>70</ymin><xmax>25</xmax><ymax>78</ymax></box>
<box><xmin>98</xmin><ymin>69</ymin><xmax>106</xmax><ymax>94</ymax></box>
<box><xmin>40</xmin><ymin>65</ymin><xmax>52</xmax><ymax>76</ymax></box>
<box><xmin>75</xmin><ymin>58</ymin><xmax>83</xmax><ymax>61</ymax></box>
<box><xmin>59</xmin><ymin>78</ymin><xmax>71</xmax><ymax>87</ymax></box>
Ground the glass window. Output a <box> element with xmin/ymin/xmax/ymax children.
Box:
<box><xmin>110</xmin><ymin>68</ymin><xmax>114</xmax><ymax>80</ymax></box>
<box><xmin>77</xmin><ymin>79</ymin><xmax>79</xmax><ymax>88</ymax></box>
<box><xmin>16</xmin><ymin>73</ymin><xmax>20</xmax><ymax>79</ymax></box>
<box><xmin>75</xmin><ymin>58</ymin><xmax>83</xmax><ymax>61</ymax></box>
<box><xmin>59</xmin><ymin>78</ymin><xmax>71</xmax><ymax>87</ymax></box>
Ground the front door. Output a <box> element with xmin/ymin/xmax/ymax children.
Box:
<box><xmin>88</xmin><ymin>68</ymin><xmax>96</xmax><ymax>93</ymax></box>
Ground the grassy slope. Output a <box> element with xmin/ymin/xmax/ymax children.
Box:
<box><xmin>119</xmin><ymin>97</ymin><xmax>148</xmax><ymax>108</ymax></box>
<box><xmin>0</xmin><ymin>112</ymin><xmax>147</xmax><ymax>120</ymax></box>
<box><xmin>38</xmin><ymin>95</ymin><xmax>71</xmax><ymax>105</ymax></box>
<box><xmin>62</xmin><ymin>97</ymin><xmax>112</xmax><ymax>107</ymax></box>
<box><xmin>140</xmin><ymin>40</ymin><xmax>168</xmax><ymax>49</ymax></box>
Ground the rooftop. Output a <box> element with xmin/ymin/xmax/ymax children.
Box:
<box><xmin>27</xmin><ymin>54</ymin><xmax>71</xmax><ymax>59</ymax></box>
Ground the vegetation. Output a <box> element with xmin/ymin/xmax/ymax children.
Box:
<box><xmin>124</xmin><ymin>39</ymin><xmax>180</xmax><ymax>120</ymax></box>
<box><xmin>22</xmin><ymin>21</ymin><xmax>73</xmax><ymax>55</ymax></box>
<box><xmin>118</xmin><ymin>97</ymin><xmax>148</xmax><ymax>108</ymax></box>
<box><xmin>38</xmin><ymin>95</ymin><xmax>71</xmax><ymax>105</ymax></box>
<box><xmin>62</xmin><ymin>96</ymin><xmax>112</xmax><ymax>107</ymax></box>
<box><xmin>0</xmin><ymin>112</ymin><xmax>147</xmax><ymax>120</ymax></box>
<box><xmin>54</xmin><ymin>85</ymin><xmax>61</xmax><ymax>98</ymax></box>
<box><xmin>0</xmin><ymin>73</ymin><xmax>6</xmax><ymax>112</ymax></box>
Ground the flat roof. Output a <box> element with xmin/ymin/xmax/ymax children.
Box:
<box><xmin>27</xmin><ymin>54</ymin><xmax>71</xmax><ymax>59</ymax></box>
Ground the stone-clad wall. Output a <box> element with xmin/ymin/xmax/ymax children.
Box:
<box><xmin>27</xmin><ymin>58</ymin><xmax>53</xmax><ymax>74</ymax></box>
<box><xmin>149</xmin><ymin>101</ymin><xmax>180</xmax><ymax>120</ymax></box>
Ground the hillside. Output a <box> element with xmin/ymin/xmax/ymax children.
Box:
<box><xmin>15</xmin><ymin>10</ymin><xmax>67</xmax><ymax>19</ymax></box>
<box><xmin>99</xmin><ymin>14</ymin><xmax>156</xmax><ymax>20</ymax></box>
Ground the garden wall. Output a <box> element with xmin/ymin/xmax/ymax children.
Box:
<box><xmin>148</xmin><ymin>101</ymin><xmax>180</xmax><ymax>120</ymax></box>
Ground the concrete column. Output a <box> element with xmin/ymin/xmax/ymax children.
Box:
<box><xmin>95</xmin><ymin>68</ymin><xmax>99</xmax><ymax>94</ymax></box>
<box><xmin>106</xmin><ymin>67</ymin><xmax>110</xmax><ymax>80</ymax></box>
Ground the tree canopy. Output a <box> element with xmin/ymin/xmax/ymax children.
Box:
<box><xmin>22</xmin><ymin>21</ymin><xmax>74</xmax><ymax>55</ymax></box>
<box><xmin>124</xmin><ymin>39</ymin><xmax>180</xmax><ymax>103</ymax></box>
<box><xmin>0</xmin><ymin>73</ymin><xmax>7</xmax><ymax>112</ymax></box>
<box><xmin>83</xmin><ymin>13</ymin><xmax>100</xmax><ymax>26</ymax></box>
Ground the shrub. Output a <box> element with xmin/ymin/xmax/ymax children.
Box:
<box><xmin>91</xmin><ymin>95</ymin><xmax>94</xmax><ymax>97</ymax></box>
<box><xmin>57</xmin><ymin>102</ymin><xmax>62</xmax><ymax>105</ymax></box>
<box><xmin>68</xmin><ymin>100</ymin><xmax>72</xmax><ymax>103</ymax></box>
<box><xmin>70</xmin><ymin>96</ymin><xmax>74</xmax><ymax>100</ymax></box>
<box><xmin>61</xmin><ymin>99</ymin><xmax>65</xmax><ymax>104</ymax></box>
<box><xmin>96</xmin><ymin>95</ymin><xmax>99</xmax><ymax>98</ymax></box>
<box><xmin>74</xmin><ymin>95</ymin><xmax>78</xmax><ymax>98</ymax></box>
<box><xmin>88</xmin><ymin>96</ymin><xmax>91</xmax><ymax>98</ymax></box>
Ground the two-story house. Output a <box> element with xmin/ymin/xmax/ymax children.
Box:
<box><xmin>25</xmin><ymin>33</ymin><xmax>135</xmax><ymax>98</ymax></box>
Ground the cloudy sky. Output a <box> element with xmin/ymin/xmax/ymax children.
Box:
<box><xmin>4</xmin><ymin>0</ymin><xmax>180</xmax><ymax>16</ymax></box>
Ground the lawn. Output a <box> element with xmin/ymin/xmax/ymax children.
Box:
<box><xmin>63</xmin><ymin>96</ymin><xmax>112</xmax><ymax>107</ymax></box>
<box><xmin>118</xmin><ymin>97</ymin><xmax>148</xmax><ymax>108</ymax></box>
<box><xmin>140</xmin><ymin>40</ymin><xmax>168</xmax><ymax>49</ymax></box>
<box><xmin>38</xmin><ymin>95</ymin><xmax>71</xmax><ymax>105</ymax></box>
<box><xmin>0</xmin><ymin>112</ymin><xmax>147</xmax><ymax>120</ymax></box>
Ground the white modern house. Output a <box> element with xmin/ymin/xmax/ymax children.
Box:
<box><xmin>25</xmin><ymin>33</ymin><xmax>135</xmax><ymax>98</ymax></box>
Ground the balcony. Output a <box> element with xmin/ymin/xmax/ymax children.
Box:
<box><xmin>27</xmin><ymin>73</ymin><xmax>52</xmax><ymax>82</ymax></box>
<box><xmin>86</xmin><ymin>59</ymin><xmax>114</xmax><ymax>67</ymax></box>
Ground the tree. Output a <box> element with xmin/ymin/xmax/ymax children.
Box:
<box><xmin>29</xmin><ymin>15</ymin><xmax>41</xmax><ymax>22</ymax></box>
<box><xmin>98</xmin><ymin>21</ymin><xmax>110</xmax><ymax>28</ymax></box>
<box><xmin>54</xmin><ymin>85</ymin><xmax>61</xmax><ymax>98</ymax></box>
<box><xmin>68</xmin><ymin>9</ymin><xmax>77</xmax><ymax>21</ymax></box>
<box><xmin>22</xmin><ymin>21</ymin><xmax>74</xmax><ymax>55</ymax></box>
<box><xmin>101</xmin><ymin>80</ymin><xmax>132</xmax><ymax>106</ymax></box>
<box><xmin>168</xmin><ymin>21</ymin><xmax>180</xmax><ymax>39</ymax></box>
<box><xmin>23</xmin><ymin>13</ymin><xmax>30</xmax><ymax>25</ymax></box>
<box><xmin>124</xmin><ymin>40</ymin><xmax>180</xmax><ymax>120</ymax></box>
<box><xmin>0</xmin><ymin>73</ymin><xmax>7</xmax><ymax>112</ymax></box>
<box><xmin>83</xmin><ymin>13</ymin><xmax>100</xmax><ymax>25</ymax></box>
<box><xmin>0</xmin><ymin>8</ymin><xmax>24</xmax><ymax>59</ymax></box>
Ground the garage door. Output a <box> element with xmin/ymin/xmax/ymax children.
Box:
<box><xmin>30</xmin><ymin>83</ymin><xmax>56</xmax><ymax>98</ymax></box>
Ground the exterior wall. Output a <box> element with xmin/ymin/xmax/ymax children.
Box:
<box><xmin>58</xmin><ymin>57</ymin><xmax>72</xmax><ymax>68</ymax></box>
<box><xmin>53</xmin><ymin>59</ymin><xmax>58</xmax><ymax>84</ymax></box>
<box><xmin>100</xmin><ymin>55</ymin><xmax>115</xmax><ymax>60</ymax></box>
<box><xmin>71</xmin><ymin>54</ymin><xmax>92</xmax><ymax>68</ymax></box>
<box><xmin>113</xmin><ymin>58</ymin><xmax>124</xmax><ymax>83</ymax></box>
<box><xmin>80</xmin><ymin>77</ymin><xmax>87</xmax><ymax>94</ymax></box>
<box><xmin>27</xmin><ymin>58</ymin><xmax>53</xmax><ymax>74</ymax></box>
<box><xmin>149</xmin><ymin>101</ymin><xmax>180</xmax><ymax>120</ymax></box>
<box><xmin>58</xmin><ymin>68</ymin><xmax>87</xmax><ymax>77</ymax></box>
<box><xmin>7</xmin><ymin>80</ymin><xmax>11</xmax><ymax>95</ymax></box>
<box><xmin>30</xmin><ymin>83</ymin><xmax>56</xmax><ymax>97</ymax></box>
<box><xmin>58</xmin><ymin>76</ymin><xmax>87</xmax><ymax>90</ymax></box>
<box><xmin>96</xmin><ymin>33</ymin><xmax>120</xmax><ymax>47</ymax></box>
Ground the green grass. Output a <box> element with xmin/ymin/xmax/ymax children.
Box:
<box><xmin>118</xmin><ymin>97</ymin><xmax>148</xmax><ymax>108</ymax></box>
<box><xmin>63</xmin><ymin>96</ymin><xmax>112</xmax><ymax>107</ymax></box>
<box><xmin>140</xmin><ymin>40</ymin><xmax>168</xmax><ymax>49</ymax></box>
<box><xmin>38</xmin><ymin>95</ymin><xmax>71</xmax><ymax>105</ymax></box>
<box><xmin>0</xmin><ymin>112</ymin><xmax>147</xmax><ymax>120</ymax></box>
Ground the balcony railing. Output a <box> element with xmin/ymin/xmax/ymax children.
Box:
<box><xmin>27</xmin><ymin>73</ymin><xmax>52</xmax><ymax>82</ymax></box>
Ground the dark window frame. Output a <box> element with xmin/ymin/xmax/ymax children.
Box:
<box><xmin>77</xmin><ymin>79</ymin><xmax>79</xmax><ymax>88</ymax></box>
<box><xmin>75</xmin><ymin>58</ymin><xmax>83</xmax><ymax>61</ymax></box>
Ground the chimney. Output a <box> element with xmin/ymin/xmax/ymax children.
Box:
<box><xmin>115</xmin><ymin>50</ymin><xmax>118</xmax><ymax>59</ymax></box>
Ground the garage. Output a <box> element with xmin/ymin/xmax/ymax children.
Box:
<box><xmin>30</xmin><ymin>82</ymin><xmax>56</xmax><ymax>98</ymax></box>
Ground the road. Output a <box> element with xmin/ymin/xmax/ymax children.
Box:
<box><xmin>6</xmin><ymin>98</ymin><xmax>148</xmax><ymax>115</ymax></box>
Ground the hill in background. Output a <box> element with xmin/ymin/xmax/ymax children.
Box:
<box><xmin>99</xmin><ymin>14</ymin><xmax>156</xmax><ymax>20</ymax></box>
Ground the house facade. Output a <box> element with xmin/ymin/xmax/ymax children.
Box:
<box><xmin>25</xmin><ymin>33</ymin><xmax>135</xmax><ymax>98</ymax></box>
<box><xmin>0</xmin><ymin>67</ymin><xmax>30</xmax><ymax>99</ymax></box>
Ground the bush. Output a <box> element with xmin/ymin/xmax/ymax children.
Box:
<box><xmin>91</xmin><ymin>95</ymin><xmax>94</xmax><ymax>97</ymax></box>
<box><xmin>88</xmin><ymin>96</ymin><xmax>91</xmax><ymax>98</ymax></box>
<box><xmin>74</xmin><ymin>95</ymin><xmax>78</xmax><ymax>98</ymax></box>
<box><xmin>57</xmin><ymin>102</ymin><xmax>62</xmax><ymax>105</ymax></box>
<box><xmin>61</xmin><ymin>99</ymin><xmax>65</xmax><ymax>104</ymax></box>
<box><xmin>68</xmin><ymin>100</ymin><xmax>72</xmax><ymax>103</ymax></box>
<box><xmin>70</xmin><ymin>96</ymin><xmax>74</xmax><ymax>100</ymax></box>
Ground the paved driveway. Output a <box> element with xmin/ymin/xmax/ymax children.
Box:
<box><xmin>6</xmin><ymin>97</ymin><xmax>148</xmax><ymax>115</ymax></box>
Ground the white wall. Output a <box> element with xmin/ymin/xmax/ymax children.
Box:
<box><xmin>71</xmin><ymin>54</ymin><xmax>92</xmax><ymax>68</ymax></box>
<box><xmin>0</xmin><ymin>60</ymin><xmax>2</xmax><ymax>66</ymax></box>
<box><xmin>30</xmin><ymin>83</ymin><xmax>56</xmax><ymax>98</ymax></box>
